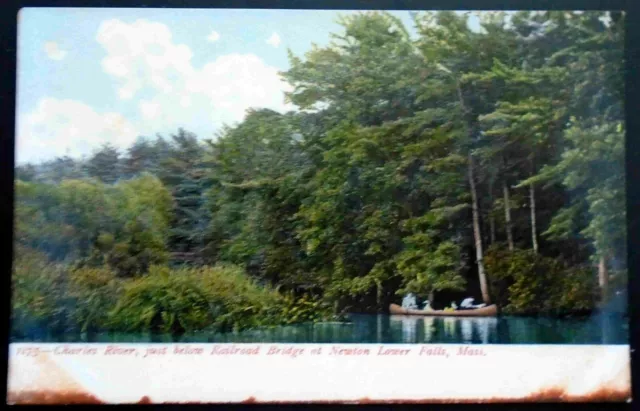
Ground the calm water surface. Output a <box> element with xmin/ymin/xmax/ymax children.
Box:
<box><xmin>13</xmin><ymin>312</ymin><xmax>628</xmax><ymax>344</ymax></box>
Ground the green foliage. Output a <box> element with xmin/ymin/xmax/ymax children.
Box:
<box><xmin>557</xmin><ymin>122</ymin><xmax>625</xmax><ymax>261</ymax></box>
<box><xmin>15</xmin><ymin>174</ymin><xmax>172</xmax><ymax>276</ymax></box>
<box><xmin>12</xmin><ymin>248</ymin><xmax>325</xmax><ymax>335</ymax></box>
<box><xmin>29</xmin><ymin>156</ymin><xmax>86</xmax><ymax>183</ymax></box>
<box><xmin>279</xmin><ymin>292</ymin><xmax>334</xmax><ymax>324</ymax></box>
<box><xmin>108</xmin><ymin>265</ymin><xmax>212</xmax><ymax>333</ymax></box>
<box><xmin>12</xmin><ymin>11</ymin><xmax>625</xmax><ymax>328</ymax></box>
<box><xmin>101</xmin><ymin>174</ymin><xmax>173</xmax><ymax>276</ymax></box>
<box><xmin>205</xmin><ymin>109</ymin><xmax>308</xmax><ymax>283</ymax></box>
<box><xmin>108</xmin><ymin>264</ymin><xmax>286</xmax><ymax>333</ymax></box>
<box><xmin>67</xmin><ymin>267</ymin><xmax>121</xmax><ymax>332</ymax></box>
<box><xmin>283</xmin><ymin>12</ymin><xmax>424</xmax><ymax>126</ymax></box>
<box><xmin>84</xmin><ymin>143</ymin><xmax>121</xmax><ymax>184</ymax></box>
<box><xmin>485</xmin><ymin>246</ymin><xmax>598</xmax><ymax>315</ymax></box>
<box><xmin>122</xmin><ymin>137</ymin><xmax>169</xmax><ymax>178</ymax></box>
<box><xmin>14</xmin><ymin>178</ymin><xmax>114</xmax><ymax>261</ymax></box>
<box><xmin>11</xmin><ymin>246</ymin><xmax>72</xmax><ymax>333</ymax></box>
<box><xmin>396</xmin><ymin>239</ymin><xmax>466</xmax><ymax>296</ymax></box>
<box><xmin>157</xmin><ymin>129</ymin><xmax>211</xmax><ymax>257</ymax></box>
<box><xmin>15</xmin><ymin>163</ymin><xmax>37</xmax><ymax>182</ymax></box>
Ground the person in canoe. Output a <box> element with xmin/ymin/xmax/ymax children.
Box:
<box><xmin>390</xmin><ymin>295</ymin><xmax>498</xmax><ymax>316</ymax></box>
<box><xmin>460</xmin><ymin>297</ymin><xmax>487</xmax><ymax>310</ymax></box>
<box><xmin>444</xmin><ymin>301</ymin><xmax>457</xmax><ymax>312</ymax></box>
<box><xmin>401</xmin><ymin>293</ymin><xmax>418</xmax><ymax>310</ymax></box>
<box><xmin>422</xmin><ymin>300</ymin><xmax>434</xmax><ymax>312</ymax></box>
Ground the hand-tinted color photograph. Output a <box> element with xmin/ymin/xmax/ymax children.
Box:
<box><xmin>12</xmin><ymin>8</ymin><xmax>627</xmax><ymax>346</ymax></box>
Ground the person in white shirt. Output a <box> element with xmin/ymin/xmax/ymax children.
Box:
<box><xmin>460</xmin><ymin>297</ymin><xmax>486</xmax><ymax>309</ymax></box>
<box><xmin>402</xmin><ymin>293</ymin><xmax>418</xmax><ymax>310</ymax></box>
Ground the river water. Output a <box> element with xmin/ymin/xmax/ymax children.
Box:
<box><xmin>13</xmin><ymin>312</ymin><xmax>628</xmax><ymax>344</ymax></box>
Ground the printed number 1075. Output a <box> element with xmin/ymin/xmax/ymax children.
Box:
<box><xmin>16</xmin><ymin>347</ymin><xmax>40</xmax><ymax>357</ymax></box>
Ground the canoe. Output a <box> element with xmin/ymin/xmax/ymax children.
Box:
<box><xmin>389</xmin><ymin>303</ymin><xmax>498</xmax><ymax>317</ymax></box>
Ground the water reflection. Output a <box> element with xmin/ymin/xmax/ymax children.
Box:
<box><xmin>424</xmin><ymin>318</ymin><xmax>435</xmax><ymax>342</ymax></box>
<box><xmin>388</xmin><ymin>316</ymin><xmax>499</xmax><ymax>344</ymax></box>
<box><xmin>479</xmin><ymin>318</ymin><xmax>496</xmax><ymax>344</ymax></box>
<box><xmin>442</xmin><ymin>317</ymin><xmax>456</xmax><ymax>339</ymax></box>
<box><xmin>399</xmin><ymin>316</ymin><xmax>419</xmax><ymax>343</ymax></box>
<box><xmin>460</xmin><ymin>318</ymin><xmax>472</xmax><ymax>342</ymax></box>
<box><xmin>12</xmin><ymin>312</ymin><xmax>627</xmax><ymax>344</ymax></box>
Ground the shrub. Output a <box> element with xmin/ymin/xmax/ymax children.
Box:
<box><xmin>11</xmin><ymin>246</ymin><xmax>75</xmax><ymax>334</ymax></box>
<box><xmin>12</xmin><ymin>246</ymin><xmax>124</xmax><ymax>335</ymax></box>
<box><xmin>551</xmin><ymin>266</ymin><xmax>599</xmax><ymax>313</ymax></box>
<box><xmin>279</xmin><ymin>292</ymin><xmax>333</xmax><ymax>324</ymax></box>
<box><xmin>485</xmin><ymin>246</ymin><xmax>598</xmax><ymax>316</ymax></box>
<box><xmin>195</xmin><ymin>264</ymin><xmax>285</xmax><ymax>331</ymax></box>
<box><xmin>108</xmin><ymin>265</ymin><xmax>214</xmax><ymax>333</ymax></box>
<box><xmin>108</xmin><ymin>264</ymin><xmax>288</xmax><ymax>334</ymax></box>
<box><xmin>12</xmin><ymin>248</ymin><xmax>330</xmax><ymax>337</ymax></box>
<box><xmin>67</xmin><ymin>266</ymin><xmax>121</xmax><ymax>332</ymax></box>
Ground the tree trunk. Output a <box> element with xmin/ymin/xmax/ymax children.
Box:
<box><xmin>376</xmin><ymin>280</ymin><xmax>382</xmax><ymax>311</ymax></box>
<box><xmin>469</xmin><ymin>154</ymin><xmax>491</xmax><ymax>304</ymax></box>
<box><xmin>598</xmin><ymin>255</ymin><xmax>609</xmax><ymax>303</ymax></box>
<box><xmin>530</xmin><ymin>182</ymin><xmax>539</xmax><ymax>254</ymax></box>
<box><xmin>503</xmin><ymin>180</ymin><xmax>514</xmax><ymax>251</ymax></box>
<box><xmin>428</xmin><ymin>290</ymin><xmax>435</xmax><ymax>305</ymax></box>
<box><xmin>489</xmin><ymin>175</ymin><xmax>496</xmax><ymax>245</ymax></box>
<box><xmin>489</xmin><ymin>214</ymin><xmax>496</xmax><ymax>245</ymax></box>
<box><xmin>453</xmin><ymin>75</ymin><xmax>490</xmax><ymax>304</ymax></box>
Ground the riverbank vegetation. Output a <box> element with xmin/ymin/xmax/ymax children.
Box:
<box><xmin>12</xmin><ymin>11</ymin><xmax>625</xmax><ymax>336</ymax></box>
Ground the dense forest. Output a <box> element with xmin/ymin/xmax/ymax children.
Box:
<box><xmin>12</xmin><ymin>11</ymin><xmax>625</xmax><ymax>337</ymax></box>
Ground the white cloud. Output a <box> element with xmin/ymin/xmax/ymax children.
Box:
<box><xmin>206</xmin><ymin>30</ymin><xmax>220</xmax><ymax>43</ymax></box>
<box><xmin>139</xmin><ymin>100</ymin><xmax>161</xmax><ymax>119</ymax></box>
<box><xmin>266</xmin><ymin>32</ymin><xmax>281</xmax><ymax>48</ymax></box>
<box><xmin>96</xmin><ymin>19</ymin><xmax>293</xmax><ymax>138</ymax></box>
<box><xmin>17</xmin><ymin>98</ymin><xmax>139</xmax><ymax>164</ymax></box>
<box><xmin>97</xmin><ymin>19</ymin><xmax>194</xmax><ymax>102</ymax></box>
<box><xmin>118</xmin><ymin>87</ymin><xmax>135</xmax><ymax>100</ymax></box>
<box><xmin>180</xmin><ymin>96</ymin><xmax>192</xmax><ymax>107</ymax></box>
<box><xmin>43</xmin><ymin>41</ymin><xmax>67</xmax><ymax>61</ymax></box>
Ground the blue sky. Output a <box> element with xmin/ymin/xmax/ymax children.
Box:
<box><xmin>16</xmin><ymin>8</ymin><xmax>482</xmax><ymax>165</ymax></box>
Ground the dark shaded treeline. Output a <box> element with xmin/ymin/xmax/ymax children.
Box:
<box><xmin>13</xmin><ymin>11</ymin><xmax>625</xmax><ymax>336</ymax></box>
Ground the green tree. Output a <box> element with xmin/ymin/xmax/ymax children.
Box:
<box><xmin>156</xmin><ymin>129</ymin><xmax>209</xmax><ymax>261</ymax></box>
<box><xmin>36</xmin><ymin>156</ymin><xmax>87</xmax><ymax>183</ymax></box>
<box><xmin>85</xmin><ymin>143</ymin><xmax>121</xmax><ymax>184</ymax></box>
<box><xmin>520</xmin><ymin>11</ymin><xmax>625</xmax><ymax>302</ymax></box>
<box><xmin>100</xmin><ymin>173</ymin><xmax>173</xmax><ymax>276</ymax></box>
<box><xmin>12</xmin><ymin>10</ymin><xmax>625</xmax><ymax>323</ymax></box>
<box><xmin>206</xmin><ymin>109</ymin><xmax>307</xmax><ymax>284</ymax></box>
<box><xmin>122</xmin><ymin>137</ymin><xmax>160</xmax><ymax>178</ymax></box>
<box><xmin>413</xmin><ymin>11</ymin><xmax>518</xmax><ymax>303</ymax></box>
<box><xmin>282</xmin><ymin>11</ymin><xmax>425</xmax><ymax>127</ymax></box>
<box><xmin>15</xmin><ymin>163</ymin><xmax>37</xmax><ymax>182</ymax></box>
<box><xmin>477</xmin><ymin>61</ymin><xmax>571</xmax><ymax>253</ymax></box>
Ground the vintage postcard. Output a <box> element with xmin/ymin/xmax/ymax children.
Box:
<box><xmin>7</xmin><ymin>6</ymin><xmax>630</xmax><ymax>404</ymax></box>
